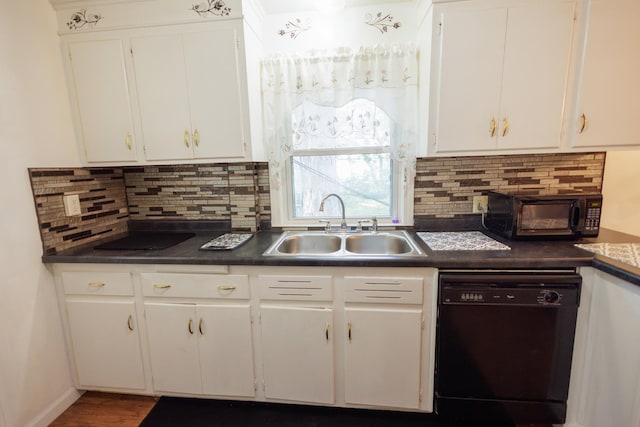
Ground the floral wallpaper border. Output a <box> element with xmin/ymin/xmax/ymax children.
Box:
<box><xmin>191</xmin><ymin>0</ymin><xmax>231</xmax><ymax>17</ymax></box>
<box><xmin>365</xmin><ymin>12</ymin><xmax>401</xmax><ymax>33</ymax></box>
<box><xmin>278</xmin><ymin>18</ymin><xmax>313</xmax><ymax>39</ymax></box>
<box><xmin>67</xmin><ymin>9</ymin><xmax>102</xmax><ymax>30</ymax></box>
<box><xmin>277</xmin><ymin>11</ymin><xmax>401</xmax><ymax>40</ymax></box>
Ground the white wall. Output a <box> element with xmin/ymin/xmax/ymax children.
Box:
<box><xmin>0</xmin><ymin>1</ymin><xmax>81</xmax><ymax>426</ymax></box>
<box><xmin>601</xmin><ymin>151</ymin><xmax>640</xmax><ymax>237</ymax></box>
<box><xmin>262</xmin><ymin>2</ymin><xmax>417</xmax><ymax>53</ymax></box>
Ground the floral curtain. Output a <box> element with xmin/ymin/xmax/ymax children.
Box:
<box><xmin>260</xmin><ymin>44</ymin><xmax>419</xmax><ymax>189</ymax></box>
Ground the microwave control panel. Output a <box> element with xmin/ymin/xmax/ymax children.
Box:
<box><xmin>584</xmin><ymin>199</ymin><xmax>602</xmax><ymax>232</ymax></box>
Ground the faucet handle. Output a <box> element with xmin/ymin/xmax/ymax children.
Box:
<box><xmin>357</xmin><ymin>219</ymin><xmax>371</xmax><ymax>232</ymax></box>
<box><xmin>371</xmin><ymin>217</ymin><xmax>378</xmax><ymax>232</ymax></box>
<box><xmin>318</xmin><ymin>220</ymin><xmax>332</xmax><ymax>232</ymax></box>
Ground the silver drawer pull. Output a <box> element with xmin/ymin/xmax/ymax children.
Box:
<box><xmin>88</xmin><ymin>282</ymin><xmax>105</xmax><ymax>288</ymax></box>
<box><xmin>217</xmin><ymin>285</ymin><xmax>237</xmax><ymax>292</ymax></box>
<box><xmin>153</xmin><ymin>284</ymin><xmax>172</xmax><ymax>289</ymax></box>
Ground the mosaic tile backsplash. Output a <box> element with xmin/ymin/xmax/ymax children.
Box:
<box><xmin>125</xmin><ymin>162</ymin><xmax>270</xmax><ymax>231</ymax></box>
<box><xmin>30</xmin><ymin>162</ymin><xmax>271</xmax><ymax>254</ymax></box>
<box><xmin>30</xmin><ymin>168</ymin><xmax>129</xmax><ymax>255</ymax></box>
<box><xmin>414</xmin><ymin>152</ymin><xmax>606</xmax><ymax>220</ymax></box>
<box><xmin>30</xmin><ymin>153</ymin><xmax>605</xmax><ymax>255</ymax></box>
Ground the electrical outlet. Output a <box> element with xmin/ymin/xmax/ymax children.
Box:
<box><xmin>63</xmin><ymin>194</ymin><xmax>81</xmax><ymax>216</ymax></box>
<box><xmin>472</xmin><ymin>196</ymin><xmax>488</xmax><ymax>213</ymax></box>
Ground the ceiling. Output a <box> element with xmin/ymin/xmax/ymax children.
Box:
<box><xmin>258</xmin><ymin>0</ymin><xmax>414</xmax><ymax>14</ymax></box>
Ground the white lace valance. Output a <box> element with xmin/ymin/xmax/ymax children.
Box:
<box><xmin>262</xmin><ymin>44</ymin><xmax>418</xmax><ymax>94</ymax></box>
<box><xmin>261</xmin><ymin>43</ymin><xmax>419</xmax><ymax>189</ymax></box>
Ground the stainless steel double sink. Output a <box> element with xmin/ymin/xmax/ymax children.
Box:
<box><xmin>263</xmin><ymin>230</ymin><xmax>426</xmax><ymax>258</ymax></box>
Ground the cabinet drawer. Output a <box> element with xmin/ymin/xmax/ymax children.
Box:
<box><xmin>344</xmin><ymin>276</ymin><xmax>423</xmax><ymax>304</ymax></box>
<box><xmin>257</xmin><ymin>275</ymin><xmax>332</xmax><ymax>301</ymax></box>
<box><xmin>141</xmin><ymin>273</ymin><xmax>249</xmax><ymax>299</ymax></box>
<box><xmin>61</xmin><ymin>271</ymin><xmax>133</xmax><ymax>296</ymax></box>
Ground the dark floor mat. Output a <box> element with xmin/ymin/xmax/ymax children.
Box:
<box><xmin>139</xmin><ymin>397</ymin><xmax>514</xmax><ymax>427</ymax></box>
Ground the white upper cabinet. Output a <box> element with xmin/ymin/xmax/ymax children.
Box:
<box><xmin>571</xmin><ymin>0</ymin><xmax>640</xmax><ymax>148</ymax></box>
<box><xmin>67</xmin><ymin>39</ymin><xmax>138</xmax><ymax>163</ymax></box>
<box><xmin>429</xmin><ymin>0</ymin><xmax>575</xmax><ymax>154</ymax></box>
<box><xmin>132</xmin><ymin>26</ymin><xmax>247</xmax><ymax>161</ymax></box>
<box><xmin>51</xmin><ymin>0</ymin><xmax>255</xmax><ymax>164</ymax></box>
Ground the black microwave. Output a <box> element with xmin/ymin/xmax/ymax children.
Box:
<box><xmin>485</xmin><ymin>191</ymin><xmax>602</xmax><ymax>239</ymax></box>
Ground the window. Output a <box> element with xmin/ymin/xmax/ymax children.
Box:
<box><xmin>289</xmin><ymin>99</ymin><xmax>395</xmax><ymax>220</ymax></box>
<box><xmin>261</xmin><ymin>45</ymin><xmax>418</xmax><ymax>226</ymax></box>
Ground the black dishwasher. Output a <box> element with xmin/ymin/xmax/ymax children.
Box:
<box><xmin>435</xmin><ymin>271</ymin><xmax>581</xmax><ymax>424</ymax></box>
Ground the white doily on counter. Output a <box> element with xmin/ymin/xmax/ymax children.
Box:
<box><xmin>575</xmin><ymin>243</ymin><xmax>640</xmax><ymax>268</ymax></box>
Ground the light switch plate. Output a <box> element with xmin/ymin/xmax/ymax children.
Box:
<box><xmin>63</xmin><ymin>194</ymin><xmax>81</xmax><ymax>216</ymax></box>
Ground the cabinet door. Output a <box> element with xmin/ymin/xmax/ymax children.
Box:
<box><xmin>498</xmin><ymin>1</ymin><xmax>574</xmax><ymax>150</ymax></box>
<box><xmin>183</xmin><ymin>28</ymin><xmax>246</xmax><ymax>159</ymax></box>
<box><xmin>197</xmin><ymin>304</ymin><xmax>255</xmax><ymax>397</ymax></box>
<box><xmin>144</xmin><ymin>303</ymin><xmax>201</xmax><ymax>394</ymax></box>
<box><xmin>344</xmin><ymin>307</ymin><xmax>422</xmax><ymax>409</ymax></box>
<box><xmin>131</xmin><ymin>34</ymin><xmax>193</xmax><ymax>161</ymax></box>
<box><xmin>260</xmin><ymin>305</ymin><xmax>334</xmax><ymax>404</ymax></box>
<box><xmin>574</xmin><ymin>0</ymin><xmax>640</xmax><ymax>147</ymax></box>
<box><xmin>68</xmin><ymin>40</ymin><xmax>137</xmax><ymax>162</ymax></box>
<box><xmin>579</xmin><ymin>271</ymin><xmax>640</xmax><ymax>427</ymax></box>
<box><xmin>433</xmin><ymin>6</ymin><xmax>506</xmax><ymax>152</ymax></box>
<box><xmin>66</xmin><ymin>299</ymin><xmax>145</xmax><ymax>390</ymax></box>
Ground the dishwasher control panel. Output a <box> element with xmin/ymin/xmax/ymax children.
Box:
<box><xmin>442</xmin><ymin>287</ymin><xmax>576</xmax><ymax>306</ymax></box>
<box><xmin>439</xmin><ymin>273</ymin><xmax>581</xmax><ymax>307</ymax></box>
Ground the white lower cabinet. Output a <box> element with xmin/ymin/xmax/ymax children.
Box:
<box><xmin>569</xmin><ymin>268</ymin><xmax>640</xmax><ymax>427</ymax></box>
<box><xmin>141</xmin><ymin>272</ymin><xmax>255</xmax><ymax>397</ymax></box>
<box><xmin>58</xmin><ymin>270</ymin><xmax>145</xmax><ymax>391</ymax></box>
<box><xmin>66</xmin><ymin>299</ymin><xmax>145</xmax><ymax>390</ymax></box>
<box><xmin>54</xmin><ymin>265</ymin><xmax>437</xmax><ymax>412</ymax></box>
<box><xmin>344</xmin><ymin>307</ymin><xmax>422</xmax><ymax>409</ymax></box>
<box><xmin>343</xmin><ymin>275</ymin><xmax>428</xmax><ymax>410</ymax></box>
<box><xmin>256</xmin><ymin>273</ymin><xmax>334</xmax><ymax>404</ymax></box>
<box><xmin>144</xmin><ymin>302</ymin><xmax>255</xmax><ymax>397</ymax></box>
<box><xmin>260</xmin><ymin>305</ymin><xmax>334</xmax><ymax>404</ymax></box>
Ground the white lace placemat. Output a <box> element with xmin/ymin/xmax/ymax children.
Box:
<box><xmin>417</xmin><ymin>231</ymin><xmax>511</xmax><ymax>251</ymax></box>
<box><xmin>575</xmin><ymin>243</ymin><xmax>640</xmax><ymax>268</ymax></box>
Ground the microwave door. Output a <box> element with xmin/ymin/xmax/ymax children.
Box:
<box><xmin>517</xmin><ymin>201</ymin><xmax>575</xmax><ymax>237</ymax></box>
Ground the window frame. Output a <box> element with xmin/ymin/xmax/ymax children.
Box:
<box><xmin>270</xmin><ymin>148</ymin><xmax>413</xmax><ymax>229</ymax></box>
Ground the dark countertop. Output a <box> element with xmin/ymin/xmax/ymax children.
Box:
<box><xmin>41</xmin><ymin>226</ymin><xmax>640</xmax><ymax>286</ymax></box>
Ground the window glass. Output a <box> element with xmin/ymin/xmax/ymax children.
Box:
<box><xmin>292</xmin><ymin>153</ymin><xmax>392</xmax><ymax>218</ymax></box>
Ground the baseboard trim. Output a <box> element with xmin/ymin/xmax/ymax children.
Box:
<box><xmin>26</xmin><ymin>387</ymin><xmax>82</xmax><ymax>427</ymax></box>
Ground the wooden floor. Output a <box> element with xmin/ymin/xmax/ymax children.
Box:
<box><xmin>50</xmin><ymin>392</ymin><xmax>157</xmax><ymax>427</ymax></box>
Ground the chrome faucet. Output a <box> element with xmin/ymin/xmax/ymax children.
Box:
<box><xmin>319</xmin><ymin>193</ymin><xmax>347</xmax><ymax>231</ymax></box>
